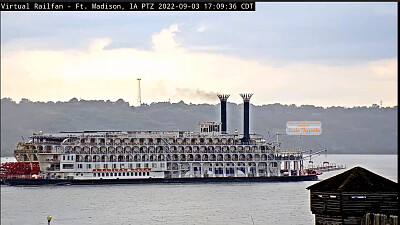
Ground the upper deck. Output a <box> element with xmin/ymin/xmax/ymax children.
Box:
<box><xmin>29</xmin><ymin>130</ymin><xmax>266</xmax><ymax>146</ymax></box>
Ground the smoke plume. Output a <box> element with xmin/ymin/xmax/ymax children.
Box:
<box><xmin>175</xmin><ymin>88</ymin><xmax>219</xmax><ymax>102</ymax></box>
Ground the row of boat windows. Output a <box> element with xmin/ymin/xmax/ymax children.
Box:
<box><xmin>67</xmin><ymin>155</ymin><xmax>296</xmax><ymax>163</ymax></box>
<box><xmin>72</xmin><ymin>163</ymin><xmax>258</xmax><ymax>170</ymax></box>
<box><xmin>93</xmin><ymin>172</ymin><xmax>150</xmax><ymax>177</ymax></box>
<box><xmin>63</xmin><ymin>155</ymin><xmax>73</xmax><ymax>161</ymax></box>
<box><xmin>79</xmin><ymin>138</ymin><xmax>238</xmax><ymax>144</ymax></box>
<box><xmin>75</xmin><ymin>163</ymin><xmax>163</xmax><ymax>170</ymax></box>
<box><xmin>71</xmin><ymin>162</ymin><xmax>273</xmax><ymax>169</ymax></box>
<box><xmin>46</xmin><ymin>146</ymin><xmax>268</xmax><ymax>152</ymax></box>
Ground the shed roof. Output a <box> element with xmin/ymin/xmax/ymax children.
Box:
<box><xmin>307</xmin><ymin>166</ymin><xmax>398</xmax><ymax>192</ymax></box>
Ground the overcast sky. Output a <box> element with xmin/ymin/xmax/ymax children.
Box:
<box><xmin>1</xmin><ymin>3</ymin><xmax>397</xmax><ymax>107</ymax></box>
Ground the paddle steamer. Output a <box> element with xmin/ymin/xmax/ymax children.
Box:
<box><xmin>3</xmin><ymin>94</ymin><xmax>317</xmax><ymax>185</ymax></box>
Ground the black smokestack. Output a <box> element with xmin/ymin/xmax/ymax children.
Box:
<box><xmin>217</xmin><ymin>94</ymin><xmax>230</xmax><ymax>134</ymax></box>
<box><xmin>240</xmin><ymin>93</ymin><xmax>253</xmax><ymax>143</ymax></box>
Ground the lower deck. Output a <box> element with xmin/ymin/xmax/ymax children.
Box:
<box><xmin>41</xmin><ymin>160</ymin><xmax>304</xmax><ymax>180</ymax></box>
<box><xmin>4</xmin><ymin>174</ymin><xmax>318</xmax><ymax>186</ymax></box>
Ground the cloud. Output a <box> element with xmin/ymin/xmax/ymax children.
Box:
<box><xmin>197</xmin><ymin>25</ymin><xmax>207</xmax><ymax>32</ymax></box>
<box><xmin>152</xmin><ymin>24</ymin><xmax>180</xmax><ymax>52</ymax></box>
<box><xmin>89</xmin><ymin>38</ymin><xmax>112</xmax><ymax>52</ymax></box>
<box><xmin>1</xmin><ymin>24</ymin><xmax>398</xmax><ymax>107</ymax></box>
<box><xmin>368</xmin><ymin>58</ymin><xmax>397</xmax><ymax>80</ymax></box>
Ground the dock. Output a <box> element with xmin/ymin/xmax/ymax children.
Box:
<box><xmin>306</xmin><ymin>163</ymin><xmax>346</xmax><ymax>174</ymax></box>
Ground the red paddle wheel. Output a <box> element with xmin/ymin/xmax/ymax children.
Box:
<box><xmin>0</xmin><ymin>161</ymin><xmax>40</xmax><ymax>179</ymax></box>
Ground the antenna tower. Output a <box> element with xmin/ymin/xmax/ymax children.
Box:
<box><xmin>137</xmin><ymin>78</ymin><xmax>142</xmax><ymax>106</ymax></box>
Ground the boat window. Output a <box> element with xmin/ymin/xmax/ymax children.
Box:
<box><xmin>81</xmin><ymin>173</ymin><xmax>83</xmax><ymax>176</ymax></box>
<box><xmin>68</xmin><ymin>156</ymin><xmax>70</xmax><ymax>160</ymax></box>
<box><xmin>93</xmin><ymin>173</ymin><xmax>96</xmax><ymax>177</ymax></box>
<box><xmin>106</xmin><ymin>173</ymin><xmax>109</xmax><ymax>177</ymax></box>
<box><xmin>139</xmin><ymin>172</ymin><xmax>142</xmax><ymax>176</ymax></box>
<box><xmin>135</xmin><ymin>172</ymin><xmax>138</xmax><ymax>176</ymax></box>
<box><xmin>110</xmin><ymin>173</ymin><xmax>113</xmax><ymax>177</ymax></box>
<box><xmin>87</xmin><ymin>164</ymin><xmax>91</xmax><ymax>169</ymax></box>
<box><xmin>118</xmin><ymin>173</ymin><xmax>121</xmax><ymax>176</ymax></box>
<box><xmin>62</xmin><ymin>164</ymin><xmax>74</xmax><ymax>169</ymax></box>
<box><xmin>63</xmin><ymin>156</ymin><xmax>65</xmax><ymax>160</ymax></box>
<box><xmin>71</xmin><ymin>156</ymin><xmax>73</xmax><ymax>161</ymax></box>
<box><xmin>102</xmin><ymin>173</ymin><xmax>105</xmax><ymax>177</ymax></box>
<box><xmin>351</xmin><ymin>196</ymin><xmax>366</xmax><ymax>199</ymax></box>
<box><xmin>329</xmin><ymin>195</ymin><xmax>337</xmax><ymax>199</ymax></box>
<box><xmin>147</xmin><ymin>172</ymin><xmax>150</xmax><ymax>176</ymax></box>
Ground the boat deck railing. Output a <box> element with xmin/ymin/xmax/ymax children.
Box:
<box><xmin>1</xmin><ymin>174</ymin><xmax>42</xmax><ymax>180</ymax></box>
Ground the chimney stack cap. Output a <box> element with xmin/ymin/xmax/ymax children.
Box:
<box><xmin>217</xmin><ymin>94</ymin><xmax>230</xmax><ymax>101</ymax></box>
<box><xmin>240</xmin><ymin>93</ymin><xmax>253</xmax><ymax>102</ymax></box>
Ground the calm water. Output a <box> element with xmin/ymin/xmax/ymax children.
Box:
<box><xmin>1</xmin><ymin>154</ymin><xmax>397</xmax><ymax>225</ymax></box>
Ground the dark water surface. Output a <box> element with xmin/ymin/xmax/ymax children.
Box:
<box><xmin>1</xmin><ymin>154</ymin><xmax>397</xmax><ymax>225</ymax></box>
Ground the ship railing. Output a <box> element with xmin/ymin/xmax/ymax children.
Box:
<box><xmin>273</xmin><ymin>148</ymin><xmax>302</xmax><ymax>153</ymax></box>
<box><xmin>271</xmin><ymin>156</ymin><xmax>302</xmax><ymax>160</ymax></box>
<box><xmin>306</xmin><ymin>164</ymin><xmax>346</xmax><ymax>171</ymax></box>
<box><xmin>45</xmin><ymin>159</ymin><xmax>60</xmax><ymax>163</ymax></box>
<box><xmin>41</xmin><ymin>141</ymin><xmax>62</xmax><ymax>145</ymax></box>
<box><xmin>69</xmin><ymin>152</ymin><xmax>280</xmax><ymax>157</ymax></box>
<box><xmin>61</xmin><ymin>142</ymin><xmax>79</xmax><ymax>145</ymax></box>
<box><xmin>46</xmin><ymin>168</ymin><xmax>60</xmax><ymax>171</ymax></box>
<box><xmin>2</xmin><ymin>174</ymin><xmax>44</xmax><ymax>180</ymax></box>
<box><xmin>39</xmin><ymin>150</ymin><xmax>54</xmax><ymax>154</ymax></box>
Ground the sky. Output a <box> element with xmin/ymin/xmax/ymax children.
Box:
<box><xmin>0</xmin><ymin>3</ymin><xmax>398</xmax><ymax>107</ymax></box>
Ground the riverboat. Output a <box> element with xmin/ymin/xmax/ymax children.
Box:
<box><xmin>3</xmin><ymin>94</ymin><xmax>318</xmax><ymax>185</ymax></box>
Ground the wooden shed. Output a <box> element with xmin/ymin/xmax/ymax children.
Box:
<box><xmin>307</xmin><ymin>166</ymin><xmax>398</xmax><ymax>225</ymax></box>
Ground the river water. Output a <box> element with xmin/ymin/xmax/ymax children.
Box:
<box><xmin>1</xmin><ymin>154</ymin><xmax>397</xmax><ymax>225</ymax></box>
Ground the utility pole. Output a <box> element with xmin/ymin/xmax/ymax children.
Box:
<box><xmin>137</xmin><ymin>78</ymin><xmax>141</xmax><ymax>106</ymax></box>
